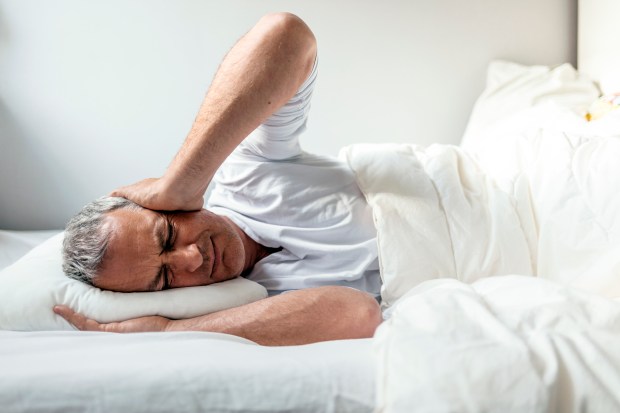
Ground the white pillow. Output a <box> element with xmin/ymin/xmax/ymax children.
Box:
<box><xmin>0</xmin><ymin>233</ymin><xmax>268</xmax><ymax>331</ymax></box>
<box><xmin>461</xmin><ymin>60</ymin><xmax>600</xmax><ymax>148</ymax></box>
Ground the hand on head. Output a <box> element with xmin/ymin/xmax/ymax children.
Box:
<box><xmin>110</xmin><ymin>177</ymin><xmax>205</xmax><ymax>212</ymax></box>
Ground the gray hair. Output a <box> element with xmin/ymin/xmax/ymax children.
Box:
<box><xmin>62</xmin><ymin>196</ymin><xmax>141</xmax><ymax>285</ymax></box>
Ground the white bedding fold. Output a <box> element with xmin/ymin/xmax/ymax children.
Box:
<box><xmin>373</xmin><ymin>276</ymin><xmax>620</xmax><ymax>413</ymax></box>
<box><xmin>342</xmin><ymin>143</ymin><xmax>533</xmax><ymax>308</ymax></box>
<box><xmin>463</xmin><ymin>104</ymin><xmax>620</xmax><ymax>298</ymax></box>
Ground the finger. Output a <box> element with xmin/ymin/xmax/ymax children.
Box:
<box><xmin>53</xmin><ymin>305</ymin><xmax>75</xmax><ymax>320</ymax></box>
<box><xmin>108</xmin><ymin>181</ymin><xmax>155</xmax><ymax>205</ymax></box>
<box><xmin>108</xmin><ymin>186</ymin><xmax>129</xmax><ymax>198</ymax></box>
<box><xmin>53</xmin><ymin>305</ymin><xmax>102</xmax><ymax>331</ymax></box>
<box><xmin>53</xmin><ymin>305</ymin><xmax>85</xmax><ymax>329</ymax></box>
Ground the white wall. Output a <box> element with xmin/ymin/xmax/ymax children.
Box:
<box><xmin>0</xmin><ymin>0</ymin><xmax>577</xmax><ymax>229</ymax></box>
<box><xmin>578</xmin><ymin>0</ymin><xmax>620</xmax><ymax>94</ymax></box>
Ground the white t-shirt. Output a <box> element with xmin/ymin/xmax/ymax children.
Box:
<box><xmin>207</xmin><ymin>59</ymin><xmax>381</xmax><ymax>296</ymax></box>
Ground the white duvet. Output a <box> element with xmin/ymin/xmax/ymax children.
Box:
<box><xmin>374</xmin><ymin>276</ymin><xmax>620</xmax><ymax>413</ymax></box>
<box><xmin>343</xmin><ymin>143</ymin><xmax>534</xmax><ymax>309</ymax></box>
<box><xmin>344</xmin><ymin>103</ymin><xmax>620</xmax><ymax>412</ymax></box>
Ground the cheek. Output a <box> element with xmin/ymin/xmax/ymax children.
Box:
<box><xmin>221</xmin><ymin>232</ymin><xmax>245</xmax><ymax>274</ymax></box>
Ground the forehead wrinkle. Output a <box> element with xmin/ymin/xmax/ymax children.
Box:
<box><xmin>95</xmin><ymin>208</ymin><xmax>166</xmax><ymax>292</ymax></box>
<box><xmin>145</xmin><ymin>213</ymin><xmax>169</xmax><ymax>290</ymax></box>
<box><xmin>114</xmin><ymin>210</ymin><xmax>165</xmax><ymax>286</ymax></box>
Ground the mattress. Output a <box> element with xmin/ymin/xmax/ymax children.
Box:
<box><xmin>0</xmin><ymin>231</ymin><xmax>376</xmax><ymax>413</ymax></box>
<box><xmin>1</xmin><ymin>331</ymin><xmax>375</xmax><ymax>413</ymax></box>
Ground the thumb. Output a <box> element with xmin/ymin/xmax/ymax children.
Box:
<box><xmin>108</xmin><ymin>185</ymin><xmax>129</xmax><ymax>198</ymax></box>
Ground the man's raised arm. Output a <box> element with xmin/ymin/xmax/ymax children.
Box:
<box><xmin>111</xmin><ymin>12</ymin><xmax>317</xmax><ymax>211</ymax></box>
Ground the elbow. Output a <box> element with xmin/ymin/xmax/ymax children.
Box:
<box><xmin>259</xmin><ymin>12</ymin><xmax>315</xmax><ymax>44</ymax></box>
<box><xmin>257</xmin><ymin>12</ymin><xmax>317</xmax><ymax>74</ymax></box>
<box><xmin>320</xmin><ymin>286</ymin><xmax>383</xmax><ymax>340</ymax></box>
<box><xmin>355</xmin><ymin>292</ymin><xmax>383</xmax><ymax>338</ymax></box>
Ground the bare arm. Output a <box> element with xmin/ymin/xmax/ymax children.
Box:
<box><xmin>53</xmin><ymin>287</ymin><xmax>382</xmax><ymax>346</ymax></box>
<box><xmin>111</xmin><ymin>13</ymin><xmax>317</xmax><ymax>211</ymax></box>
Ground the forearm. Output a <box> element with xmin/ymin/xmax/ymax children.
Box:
<box><xmin>165</xmin><ymin>286</ymin><xmax>382</xmax><ymax>346</ymax></box>
<box><xmin>162</xmin><ymin>13</ymin><xmax>317</xmax><ymax>200</ymax></box>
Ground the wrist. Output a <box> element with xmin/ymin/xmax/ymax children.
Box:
<box><xmin>162</xmin><ymin>318</ymin><xmax>176</xmax><ymax>332</ymax></box>
<box><xmin>161</xmin><ymin>168</ymin><xmax>209</xmax><ymax>205</ymax></box>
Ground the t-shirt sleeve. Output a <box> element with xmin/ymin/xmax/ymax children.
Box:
<box><xmin>237</xmin><ymin>56</ymin><xmax>318</xmax><ymax>160</ymax></box>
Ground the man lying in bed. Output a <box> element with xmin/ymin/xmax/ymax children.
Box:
<box><xmin>54</xmin><ymin>12</ymin><xmax>383</xmax><ymax>346</ymax></box>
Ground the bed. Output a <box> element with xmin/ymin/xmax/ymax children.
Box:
<box><xmin>0</xmin><ymin>231</ymin><xmax>377</xmax><ymax>412</ymax></box>
<box><xmin>2</xmin><ymin>2</ymin><xmax>620</xmax><ymax>412</ymax></box>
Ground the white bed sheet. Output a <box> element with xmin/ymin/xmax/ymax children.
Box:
<box><xmin>1</xmin><ymin>331</ymin><xmax>375</xmax><ymax>413</ymax></box>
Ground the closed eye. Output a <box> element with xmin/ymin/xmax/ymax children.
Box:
<box><xmin>155</xmin><ymin>214</ymin><xmax>177</xmax><ymax>291</ymax></box>
<box><xmin>163</xmin><ymin>216</ymin><xmax>177</xmax><ymax>252</ymax></box>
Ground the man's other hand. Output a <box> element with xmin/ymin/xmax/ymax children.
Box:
<box><xmin>110</xmin><ymin>177</ymin><xmax>204</xmax><ymax>212</ymax></box>
<box><xmin>53</xmin><ymin>305</ymin><xmax>171</xmax><ymax>333</ymax></box>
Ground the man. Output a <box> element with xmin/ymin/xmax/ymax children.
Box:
<box><xmin>54</xmin><ymin>12</ymin><xmax>383</xmax><ymax>346</ymax></box>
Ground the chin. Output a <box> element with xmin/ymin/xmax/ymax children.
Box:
<box><xmin>221</xmin><ymin>274</ymin><xmax>240</xmax><ymax>283</ymax></box>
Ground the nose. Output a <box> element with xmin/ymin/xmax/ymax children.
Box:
<box><xmin>168</xmin><ymin>243</ymin><xmax>203</xmax><ymax>273</ymax></box>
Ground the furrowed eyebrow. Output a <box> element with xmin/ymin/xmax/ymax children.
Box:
<box><xmin>148</xmin><ymin>266</ymin><xmax>165</xmax><ymax>292</ymax></box>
